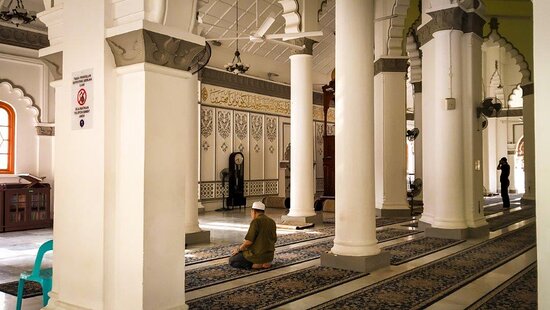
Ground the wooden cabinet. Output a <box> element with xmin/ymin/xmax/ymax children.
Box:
<box><xmin>1</xmin><ymin>183</ymin><xmax>52</xmax><ymax>232</ymax></box>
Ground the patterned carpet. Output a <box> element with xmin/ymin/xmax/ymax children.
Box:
<box><xmin>487</xmin><ymin>207</ymin><xmax>536</xmax><ymax>231</ymax></box>
<box><xmin>187</xmin><ymin>266</ymin><xmax>365</xmax><ymax>309</ymax></box>
<box><xmin>186</xmin><ymin>228</ymin><xmax>420</xmax><ymax>291</ymax></box>
<box><xmin>323</xmin><ymin>217</ymin><xmax>413</xmax><ymax>227</ymax></box>
<box><xmin>384</xmin><ymin>237</ymin><xmax>465</xmax><ymax>265</ymax></box>
<box><xmin>313</xmin><ymin>224</ymin><xmax>536</xmax><ymax>309</ymax></box>
<box><xmin>0</xmin><ymin>280</ymin><xmax>42</xmax><ymax>298</ymax></box>
<box><xmin>473</xmin><ymin>264</ymin><xmax>537</xmax><ymax>310</ymax></box>
<box><xmin>186</xmin><ymin>224</ymin><xmax>415</xmax><ymax>265</ymax></box>
<box><xmin>186</xmin><ymin>228</ymin><xmax>332</xmax><ymax>265</ymax></box>
<box><xmin>484</xmin><ymin>201</ymin><xmax>522</xmax><ymax>215</ymax></box>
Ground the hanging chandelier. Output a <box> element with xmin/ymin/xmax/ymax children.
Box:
<box><xmin>0</xmin><ymin>0</ymin><xmax>36</xmax><ymax>27</ymax></box>
<box><xmin>224</xmin><ymin>0</ymin><xmax>249</xmax><ymax>75</ymax></box>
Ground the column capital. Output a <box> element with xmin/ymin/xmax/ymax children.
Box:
<box><xmin>36</xmin><ymin>124</ymin><xmax>55</xmax><ymax>136</ymax></box>
<box><xmin>40</xmin><ymin>51</ymin><xmax>63</xmax><ymax>81</ymax></box>
<box><xmin>106</xmin><ymin>28</ymin><xmax>205</xmax><ymax>71</ymax></box>
<box><xmin>417</xmin><ymin>7</ymin><xmax>485</xmax><ymax>46</ymax></box>
<box><xmin>374</xmin><ymin>57</ymin><xmax>408</xmax><ymax>76</ymax></box>
<box><xmin>412</xmin><ymin>81</ymin><xmax>422</xmax><ymax>94</ymax></box>
<box><xmin>289</xmin><ymin>37</ymin><xmax>316</xmax><ymax>55</ymax></box>
<box><xmin>522</xmin><ymin>83</ymin><xmax>534</xmax><ymax>96</ymax></box>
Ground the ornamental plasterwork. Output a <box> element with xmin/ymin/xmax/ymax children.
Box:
<box><xmin>234</xmin><ymin>112</ymin><xmax>248</xmax><ymax>141</ymax></box>
<box><xmin>265</xmin><ymin>117</ymin><xmax>277</xmax><ymax>142</ymax></box>
<box><xmin>217</xmin><ymin>110</ymin><xmax>232</xmax><ymax>139</ymax></box>
<box><xmin>315</xmin><ymin>122</ymin><xmax>324</xmax><ymax>155</ymax></box>
<box><xmin>201</xmin><ymin>84</ymin><xmax>336</xmax><ymax>123</ymax></box>
<box><xmin>200</xmin><ymin>108</ymin><xmax>213</xmax><ymax>138</ymax></box>
<box><xmin>250</xmin><ymin>114</ymin><xmax>263</xmax><ymax>142</ymax></box>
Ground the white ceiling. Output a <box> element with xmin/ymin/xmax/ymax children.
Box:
<box><xmin>198</xmin><ymin>0</ymin><xmax>335</xmax><ymax>77</ymax></box>
<box><xmin>0</xmin><ymin>0</ymin><xmax>46</xmax><ymax>32</ymax></box>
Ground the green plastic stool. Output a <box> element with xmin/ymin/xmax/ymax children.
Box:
<box><xmin>16</xmin><ymin>239</ymin><xmax>53</xmax><ymax>310</ymax></box>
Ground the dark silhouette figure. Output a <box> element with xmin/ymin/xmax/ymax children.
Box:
<box><xmin>497</xmin><ymin>157</ymin><xmax>511</xmax><ymax>208</ymax></box>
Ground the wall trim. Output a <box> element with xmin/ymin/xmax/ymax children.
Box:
<box><xmin>199</xmin><ymin>67</ymin><xmax>326</xmax><ymax>106</ymax></box>
<box><xmin>0</xmin><ymin>25</ymin><xmax>49</xmax><ymax>50</ymax></box>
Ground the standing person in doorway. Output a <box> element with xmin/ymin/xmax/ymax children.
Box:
<box><xmin>229</xmin><ymin>201</ymin><xmax>277</xmax><ymax>269</ymax></box>
<box><xmin>497</xmin><ymin>157</ymin><xmax>511</xmax><ymax>208</ymax></box>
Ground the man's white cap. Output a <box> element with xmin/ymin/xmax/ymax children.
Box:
<box><xmin>252</xmin><ymin>201</ymin><xmax>265</xmax><ymax>211</ymax></box>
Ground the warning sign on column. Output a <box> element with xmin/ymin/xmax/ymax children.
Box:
<box><xmin>72</xmin><ymin>69</ymin><xmax>94</xmax><ymax>130</ymax></box>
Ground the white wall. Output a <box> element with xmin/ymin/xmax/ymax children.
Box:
<box><xmin>534</xmin><ymin>1</ymin><xmax>550</xmax><ymax>307</ymax></box>
<box><xmin>0</xmin><ymin>48</ymin><xmax>53</xmax><ymax>186</ymax></box>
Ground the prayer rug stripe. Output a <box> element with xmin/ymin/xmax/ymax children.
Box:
<box><xmin>312</xmin><ymin>224</ymin><xmax>536</xmax><ymax>310</ymax></box>
<box><xmin>187</xmin><ymin>266</ymin><xmax>365</xmax><ymax>309</ymax></box>
<box><xmin>472</xmin><ymin>263</ymin><xmax>537</xmax><ymax>310</ymax></box>
<box><xmin>323</xmin><ymin>217</ymin><xmax>412</xmax><ymax>226</ymax></box>
<box><xmin>0</xmin><ymin>280</ymin><xmax>42</xmax><ymax>298</ymax></box>
<box><xmin>185</xmin><ymin>228</ymin><xmax>420</xmax><ymax>291</ymax></box>
<box><xmin>487</xmin><ymin>207</ymin><xmax>536</xmax><ymax>231</ymax></box>
<box><xmin>384</xmin><ymin>237</ymin><xmax>465</xmax><ymax>265</ymax></box>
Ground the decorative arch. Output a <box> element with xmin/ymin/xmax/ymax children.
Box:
<box><xmin>406</xmin><ymin>15</ymin><xmax>422</xmax><ymax>84</ymax></box>
<box><xmin>386</xmin><ymin>0</ymin><xmax>412</xmax><ymax>56</ymax></box>
<box><xmin>0</xmin><ymin>81</ymin><xmax>41</xmax><ymax>124</ymax></box>
<box><xmin>0</xmin><ymin>101</ymin><xmax>15</xmax><ymax>174</ymax></box>
<box><xmin>484</xmin><ymin>18</ymin><xmax>531</xmax><ymax>85</ymax></box>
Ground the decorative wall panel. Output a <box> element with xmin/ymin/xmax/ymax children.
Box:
<box><xmin>200</xmin><ymin>106</ymin><xmax>216</xmax><ymax>181</ymax></box>
<box><xmin>233</xmin><ymin>111</ymin><xmax>250</xmax><ymax>179</ymax></box>
<box><xmin>199</xmin><ymin>84</ymin><xmax>336</xmax><ymax>201</ymax></box>
<box><xmin>249</xmin><ymin>113</ymin><xmax>265</xmax><ymax>180</ymax></box>
<box><xmin>315</xmin><ymin>122</ymin><xmax>325</xmax><ymax>177</ymax></box>
<box><xmin>215</xmin><ymin>109</ymin><xmax>233</xmax><ymax>180</ymax></box>
<box><xmin>199</xmin><ymin>180</ymin><xmax>279</xmax><ymax>200</ymax></box>
<box><xmin>265</xmin><ymin>180</ymin><xmax>279</xmax><ymax>195</ymax></box>
<box><xmin>264</xmin><ymin>116</ymin><xmax>279</xmax><ymax>179</ymax></box>
<box><xmin>201</xmin><ymin>84</ymin><xmax>335</xmax><ymax>122</ymax></box>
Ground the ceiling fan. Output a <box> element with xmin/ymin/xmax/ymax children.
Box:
<box><xmin>204</xmin><ymin>8</ymin><xmax>323</xmax><ymax>51</ymax></box>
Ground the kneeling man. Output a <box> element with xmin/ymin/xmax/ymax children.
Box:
<box><xmin>229</xmin><ymin>201</ymin><xmax>277</xmax><ymax>269</ymax></box>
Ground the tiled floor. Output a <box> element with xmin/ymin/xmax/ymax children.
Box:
<box><xmin>0</xmin><ymin>201</ymin><xmax>536</xmax><ymax>310</ymax></box>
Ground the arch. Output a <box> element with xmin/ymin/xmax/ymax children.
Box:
<box><xmin>0</xmin><ymin>81</ymin><xmax>41</xmax><ymax>124</ymax></box>
<box><xmin>387</xmin><ymin>0</ymin><xmax>412</xmax><ymax>56</ymax></box>
<box><xmin>0</xmin><ymin>101</ymin><xmax>15</xmax><ymax>174</ymax></box>
<box><xmin>406</xmin><ymin>13</ymin><xmax>422</xmax><ymax>84</ymax></box>
<box><xmin>484</xmin><ymin>19</ymin><xmax>532</xmax><ymax>84</ymax></box>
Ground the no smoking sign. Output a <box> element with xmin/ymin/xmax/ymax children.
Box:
<box><xmin>72</xmin><ymin>69</ymin><xmax>94</xmax><ymax>130</ymax></box>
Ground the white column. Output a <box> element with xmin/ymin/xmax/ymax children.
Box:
<box><xmin>374</xmin><ymin>68</ymin><xmax>409</xmax><ymax>217</ymax></box>
<box><xmin>413</xmin><ymin>88</ymin><xmax>423</xmax><ymax>192</ymax></box>
<box><xmin>425</xmin><ymin>30</ymin><xmax>468</xmax><ymax>229</ymax></box>
<box><xmin>533</xmin><ymin>1</ymin><xmax>549</xmax><ymax>306</ymax></box>
<box><xmin>43</xmin><ymin>80</ymin><xmax>63</xmax><ymax>308</ymax></box>
<box><xmin>462</xmin><ymin>33</ymin><xmax>487</xmax><ymax>229</ymax></box>
<box><xmin>184</xmin><ymin>74</ymin><xmax>210</xmax><ymax>244</ymax></box>
<box><xmin>286</xmin><ymin>54</ymin><xmax>316</xmax><ymax>220</ymax></box>
<box><xmin>331</xmin><ymin>0</ymin><xmax>379</xmax><ymax>257</ymax></box>
<box><xmin>111</xmin><ymin>63</ymin><xmax>188</xmax><ymax>309</ymax></box>
<box><xmin>522</xmin><ymin>90</ymin><xmax>535</xmax><ymax>202</ymax></box>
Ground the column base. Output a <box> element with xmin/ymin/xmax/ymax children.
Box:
<box><xmin>320</xmin><ymin>250</ymin><xmax>391</xmax><ymax>273</ymax></box>
<box><xmin>185</xmin><ymin>230</ymin><xmax>210</xmax><ymax>246</ymax></box>
<box><xmin>281</xmin><ymin>212</ymin><xmax>323</xmax><ymax>225</ymax></box>
<box><xmin>425</xmin><ymin>225</ymin><xmax>489</xmax><ymax>240</ymax></box>
<box><xmin>376</xmin><ymin>207</ymin><xmax>411</xmax><ymax>218</ymax></box>
<box><xmin>418</xmin><ymin>220</ymin><xmax>432</xmax><ymax>230</ymax></box>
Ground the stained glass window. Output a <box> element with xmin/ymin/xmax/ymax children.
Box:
<box><xmin>0</xmin><ymin>102</ymin><xmax>15</xmax><ymax>174</ymax></box>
